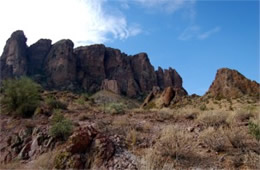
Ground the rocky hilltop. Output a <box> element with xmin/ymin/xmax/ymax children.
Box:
<box><xmin>0</xmin><ymin>30</ymin><xmax>187</xmax><ymax>98</ymax></box>
<box><xmin>206</xmin><ymin>68</ymin><xmax>260</xmax><ymax>98</ymax></box>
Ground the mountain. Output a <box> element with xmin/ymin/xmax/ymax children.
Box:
<box><xmin>206</xmin><ymin>68</ymin><xmax>259</xmax><ymax>98</ymax></box>
<box><xmin>0</xmin><ymin>30</ymin><xmax>187</xmax><ymax>98</ymax></box>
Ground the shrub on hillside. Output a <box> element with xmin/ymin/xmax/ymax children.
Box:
<box><xmin>49</xmin><ymin>110</ymin><xmax>73</xmax><ymax>140</ymax></box>
<box><xmin>104</xmin><ymin>102</ymin><xmax>125</xmax><ymax>114</ymax></box>
<box><xmin>248</xmin><ymin>121</ymin><xmax>260</xmax><ymax>141</ymax></box>
<box><xmin>1</xmin><ymin>77</ymin><xmax>41</xmax><ymax>117</ymax></box>
<box><xmin>46</xmin><ymin>97</ymin><xmax>67</xmax><ymax>110</ymax></box>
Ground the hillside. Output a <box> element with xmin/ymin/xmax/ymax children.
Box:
<box><xmin>0</xmin><ymin>31</ymin><xmax>259</xmax><ymax>170</ymax></box>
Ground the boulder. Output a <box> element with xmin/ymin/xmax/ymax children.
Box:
<box><xmin>161</xmin><ymin>87</ymin><xmax>175</xmax><ymax>106</ymax></box>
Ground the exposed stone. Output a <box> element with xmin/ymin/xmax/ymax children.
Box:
<box><xmin>66</xmin><ymin>126</ymin><xmax>97</xmax><ymax>154</ymax></box>
<box><xmin>44</xmin><ymin>39</ymin><xmax>76</xmax><ymax>89</ymax></box>
<box><xmin>131</xmin><ymin>53</ymin><xmax>157</xmax><ymax>93</ymax></box>
<box><xmin>161</xmin><ymin>87</ymin><xmax>175</xmax><ymax>106</ymax></box>
<box><xmin>0</xmin><ymin>30</ymin><xmax>28</xmax><ymax>80</ymax></box>
<box><xmin>0</xmin><ymin>30</ymin><xmax>187</xmax><ymax>98</ymax></box>
<box><xmin>206</xmin><ymin>68</ymin><xmax>260</xmax><ymax>98</ymax></box>
<box><xmin>27</xmin><ymin>39</ymin><xmax>52</xmax><ymax>75</ymax></box>
<box><xmin>75</xmin><ymin>44</ymin><xmax>106</xmax><ymax>92</ymax></box>
<box><xmin>101</xmin><ymin>79</ymin><xmax>121</xmax><ymax>94</ymax></box>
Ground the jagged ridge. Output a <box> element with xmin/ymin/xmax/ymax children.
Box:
<box><xmin>0</xmin><ymin>30</ymin><xmax>187</xmax><ymax>97</ymax></box>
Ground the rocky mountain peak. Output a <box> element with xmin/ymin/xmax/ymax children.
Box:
<box><xmin>0</xmin><ymin>30</ymin><xmax>28</xmax><ymax>80</ymax></box>
<box><xmin>206</xmin><ymin>68</ymin><xmax>260</xmax><ymax>98</ymax></box>
<box><xmin>0</xmin><ymin>30</ymin><xmax>187</xmax><ymax>98</ymax></box>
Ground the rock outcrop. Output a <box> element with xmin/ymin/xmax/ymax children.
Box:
<box><xmin>0</xmin><ymin>30</ymin><xmax>28</xmax><ymax>81</ymax></box>
<box><xmin>206</xmin><ymin>68</ymin><xmax>260</xmax><ymax>98</ymax></box>
<box><xmin>27</xmin><ymin>39</ymin><xmax>52</xmax><ymax>75</ymax></box>
<box><xmin>44</xmin><ymin>39</ymin><xmax>77</xmax><ymax>89</ymax></box>
<box><xmin>0</xmin><ymin>30</ymin><xmax>187</xmax><ymax>97</ymax></box>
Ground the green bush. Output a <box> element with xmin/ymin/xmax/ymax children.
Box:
<box><xmin>1</xmin><ymin>77</ymin><xmax>41</xmax><ymax>117</ymax></box>
<box><xmin>104</xmin><ymin>103</ymin><xmax>125</xmax><ymax>114</ymax></box>
<box><xmin>248</xmin><ymin>121</ymin><xmax>260</xmax><ymax>141</ymax></box>
<box><xmin>49</xmin><ymin>110</ymin><xmax>73</xmax><ymax>140</ymax></box>
<box><xmin>46</xmin><ymin>97</ymin><xmax>67</xmax><ymax>110</ymax></box>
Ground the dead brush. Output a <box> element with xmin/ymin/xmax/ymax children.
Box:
<box><xmin>197</xmin><ymin>111</ymin><xmax>229</xmax><ymax>128</ymax></box>
<box><xmin>158</xmin><ymin>125</ymin><xmax>194</xmax><ymax>161</ymax></box>
<box><xmin>138</xmin><ymin>125</ymin><xmax>196</xmax><ymax>169</ymax></box>
<box><xmin>224</xmin><ymin>127</ymin><xmax>248</xmax><ymax>151</ymax></box>
<box><xmin>200</xmin><ymin>127</ymin><xmax>228</xmax><ymax>152</ymax></box>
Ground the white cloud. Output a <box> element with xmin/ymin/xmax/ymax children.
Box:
<box><xmin>178</xmin><ymin>25</ymin><xmax>200</xmax><ymax>40</ymax></box>
<box><xmin>179</xmin><ymin>25</ymin><xmax>221</xmax><ymax>41</ymax></box>
<box><xmin>0</xmin><ymin>0</ymin><xmax>141</xmax><ymax>53</ymax></box>
<box><xmin>134</xmin><ymin>0</ymin><xmax>196</xmax><ymax>13</ymax></box>
<box><xmin>198</xmin><ymin>26</ymin><xmax>221</xmax><ymax>40</ymax></box>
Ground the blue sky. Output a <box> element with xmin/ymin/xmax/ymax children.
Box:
<box><xmin>105</xmin><ymin>0</ymin><xmax>259</xmax><ymax>95</ymax></box>
<box><xmin>0</xmin><ymin>0</ymin><xmax>259</xmax><ymax>95</ymax></box>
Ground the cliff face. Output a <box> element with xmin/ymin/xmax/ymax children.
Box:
<box><xmin>206</xmin><ymin>68</ymin><xmax>260</xmax><ymax>98</ymax></box>
<box><xmin>0</xmin><ymin>30</ymin><xmax>187</xmax><ymax>97</ymax></box>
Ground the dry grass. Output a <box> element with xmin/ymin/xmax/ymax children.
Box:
<box><xmin>28</xmin><ymin>151</ymin><xmax>57</xmax><ymax>169</ymax></box>
<box><xmin>200</xmin><ymin>127</ymin><xmax>228</xmax><ymax>152</ymax></box>
<box><xmin>224</xmin><ymin>127</ymin><xmax>248</xmax><ymax>150</ymax></box>
<box><xmin>197</xmin><ymin>111</ymin><xmax>229</xmax><ymax>128</ymax></box>
<box><xmin>139</xmin><ymin>125</ymin><xmax>197</xmax><ymax>169</ymax></box>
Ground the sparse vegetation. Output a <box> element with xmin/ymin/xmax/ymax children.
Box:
<box><xmin>49</xmin><ymin>110</ymin><xmax>73</xmax><ymax>140</ymax></box>
<box><xmin>1</xmin><ymin>77</ymin><xmax>41</xmax><ymax>117</ymax></box>
<box><xmin>248</xmin><ymin>121</ymin><xmax>260</xmax><ymax>141</ymax></box>
<box><xmin>197</xmin><ymin>111</ymin><xmax>228</xmax><ymax>128</ymax></box>
<box><xmin>104</xmin><ymin>102</ymin><xmax>125</xmax><ymax>114</ymax></box>
<box><xmin>46</xmin><ymin>97</ymin><xmax>67</xmax><ymax>110</ymax></box>
<box><xmin>200</xmin><ymin>127</ymin><xmax>228</xmax><ymax>152</ymax></box>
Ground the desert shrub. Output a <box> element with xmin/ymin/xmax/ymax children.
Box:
<box><xmin>139</xmin><ymin>126</ymin><xmax>195</xmax><ymax>169</ymax></box>
<box><xmin>1</xmin><ymin>77</ymin><xmax>41</xmax><ymax>117</ymax></box>
<box><xmin>200</xmin><ymin>127</ymin><xmax>228</xmax><ymax>152</ymax></box>
<box><xmin>224</xmin><ymin>127</ymin><xmax>248</xmax><ymax>150</ymax></box>
<box><xmin>126</xmin><ymin>129</ymin><xmax>138</xmax><ymax>147</ymax></box>
<box><xmin>160</xmin><ymin>126</ymin><xmax>193</xmax><ymax>160</ymax></box>
<box><xmin>104</xmin><ymin>102</ymin><xmax>125</xmax><ymax>114</ymax></box>
<box><xmin>49</xmin><ymin>110</ymin><xmax>73</xmax><ymax>140</ymax></box>
<box><xmin>156</xmin><ymin>109</ymin><xmax>174</xmax><ymax>122</ymax></box>
<box><xmin>197</xmin><ymin>111</ymin><xmax>228</xmax><ymax>128</ymax></box>
<box><xmin>199</xmin><ymin>104</ymin><xmax>207</xmax><ymax>111</ymax></box>
<box><xmin>143</xmin><ymin>101</ymin><xmax>156</xmax><ymax>110</ymax></box>
<box><xmin>248</xmin><ymin>121</ymin><xmax>260</xmax><ymax>141</ymax></box>
<box><xmin>46</xmin><ymin>97</ymin><xmax>67</xmax><ymax>110</ymax></box>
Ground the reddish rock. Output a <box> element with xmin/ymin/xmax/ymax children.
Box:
<box><xmin>44</xmin><ymin>39</ymin><xmax>76</xmax><ymax>89</ymax></box>
<box><xmin>105</xmin><ymin>48</ymin><xmax>140</xmax><ymax>97</ymax></box>
<box><xmin>0</xmin><ymin>30</ymin><xmax>28</xmax><ymax>80</ymax></box>
<box><xmin>206</xmin><ymin>68</ymin><xmax>260</xmax><ymax>98</ymax></box>
<box><xmin>28</xmin><ymin>39</ymin><xmax>52</xmax><ymax>75</ymax></box>
<box><xmin>101</xmin><ymin>79</ymin><xmax>121</xmax><ymax>94</ymax></box>
<box><xmin>0</xmin><ymin>30</ymin><xmax>187</xmax><ymax>98</ymax></box>
<box><xmin>131</xmin><ymin>53</ymin><xmax>157</xmax><ymax>93</ymax></box>
<box><xmin>66</xmin><ymin>126</ymin><xmax>97</xmax><ymax>154</ymax></box>
<box><xmin>161</xmin><ymin>87</ymin><xmax>175</xmax><ymax>106</ymax></box>
<box><xmin>75</xmin><ymin>44</ymin><xmax>106</xmax><ymax>92</ymax></box>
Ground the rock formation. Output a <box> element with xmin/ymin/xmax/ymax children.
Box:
<box><xmin>206</xmin><ymin>68</ymin><xmax>260</xmax><ymax>98</ymax></box>
<box><xmin>0</xmin><ymin>30</ymin><xmax>187</xmax><ymax>97</ymax></box>
<box><xmin>0</xmin><ymin>30</ymin><xmax>28</xmax><ymax>81</ymax></box>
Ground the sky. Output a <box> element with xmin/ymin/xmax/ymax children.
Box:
<box><xmin>0</xmin><ymin>0</ymin><xmax>259</xmax><ymax>95</ymax></box>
